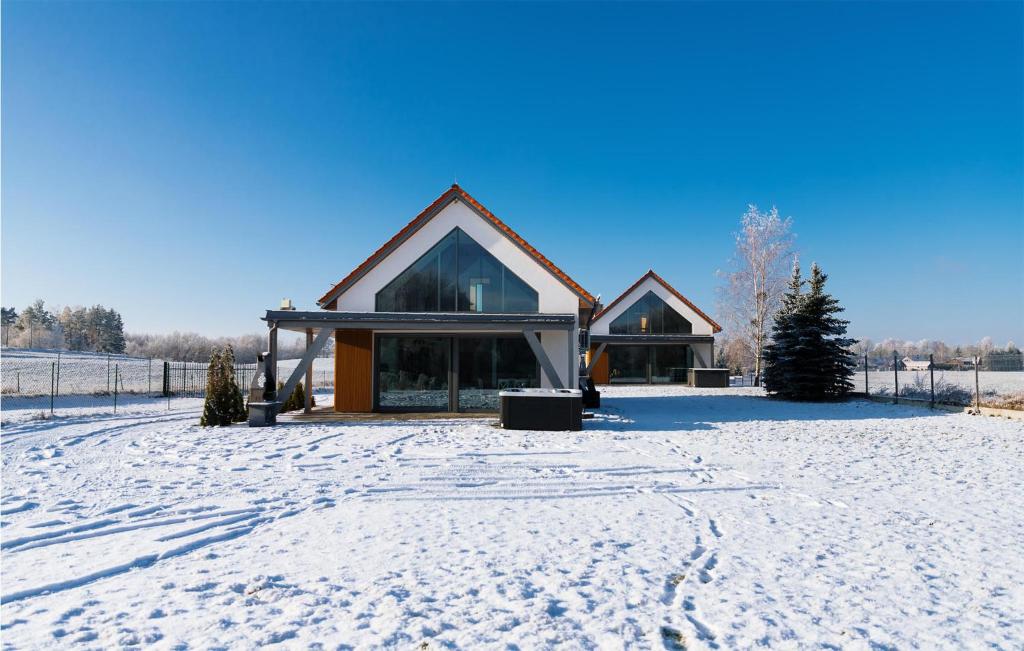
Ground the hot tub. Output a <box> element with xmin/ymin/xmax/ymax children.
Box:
<box><xmin>499</xmin><ymin>388</ymin><xmax>583</xmax><ymax>431</ymax></box>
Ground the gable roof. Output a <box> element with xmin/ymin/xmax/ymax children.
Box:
<box><xmin>318</xmin><ymin>185</ymin><xmax>595</xmax><ymax>308</ymax></box>
<box><xmin>592</xmin><ymin>269</ymin><xmax>722</xmax><ymax>333</ymax></box>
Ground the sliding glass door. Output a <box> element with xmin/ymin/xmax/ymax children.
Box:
<box><xmin>458</xmin><ymin>337</ymin><xmax>539</xmax><ymax>411</ymax></box>
<box><xmin>376</xmin><ymin>335</ymin><xmax>539</xmax><ymax>411</ymax></box>
<box><xmin>608</xmin><ymin>344</ymin><xmax>692</xmax><ymax>384</ymax></box>
<box><xmin>608</xmin><ymin>345</ymin><xmax>649</xmax><ymax>384</ymax></box>
<box><xmin>377</xmin><ymin>336</ymin><xmax>451</xmax><ymax>411</ymax></box>
<box><xmin>651</xmin><ymin>345</ymin><xmax>692</xmax><ymax>383</ymax></box>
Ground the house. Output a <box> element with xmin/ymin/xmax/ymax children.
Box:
<box><xmin>585</xmin><ymin>270</ymin><xmax>721</xmax><ymax>385</ymax></box>
<box><xmin>901</xmin><ymin>357</ymin><xmax>931</xmax><ymax>371</ymax></box>
<box><xmin>260</xmin><ymin>185</ymin><xmax>596</xmax><ymax>414</ymax></box>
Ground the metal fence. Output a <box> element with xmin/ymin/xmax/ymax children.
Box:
<box><xmin>856</xmin><ymin>351</ymin><xmax>1024</xmax><ymax>410</ymax></box>
<box><xmin>1</xmin><ymin>350</ymin><xmax>335</xmax><ymax>415</ymax></box>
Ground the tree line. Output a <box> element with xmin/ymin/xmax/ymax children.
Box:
<box><xmin>125</xmin><ymin>331</ymin><xmax>313</xmax><ymax>364</ymax></box>
<box><xmin>2</xmin><ymin>300</ymin><xmax>125</xmax><ymax>352</ymax></box>
<box><xmin>2</xmin><ymin>299</ymin><xmax>317</xmax><ymax>362</ymax></box>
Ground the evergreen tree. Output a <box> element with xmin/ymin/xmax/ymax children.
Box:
<box><xmin>200</xmin><ymin>349</ymin><xmax>226</xmax><ymax>426</ymax></box>
<box><xmin>220</xmin><ymin>345</ymin><xmax>247</xmax><ymax>423</ymax></box>
<box><xmin>763</xmin><ymin>262</ymin><xmax>856</xmax><ymax>400</ymax></box>
<box><xmin>200</xmin><ymin>345</ymin><xmax>247</xmax><ymax>425</ymax></box>
<box><xmin>1</xmin><ymin>307</ymin><xmax>18</xmax><ymax>346</ymax></box>
<box><xmin>279</xmin><ymin>380</ymin><xmax>315</xmax><ymax>413</ymax></box>
<box><xmin>762</xmin><ymin>260</ymin><xmax>803</xmax><ymax>393</ymax></box>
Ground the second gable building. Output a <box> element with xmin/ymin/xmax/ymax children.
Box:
<box><xmin>586</xmin><ymin>270</ymin><xmax>722</xmax><ymax>385</ymax></box>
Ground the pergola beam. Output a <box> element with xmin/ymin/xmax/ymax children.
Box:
<box><xmin>586</xmin><ymin>343</ymin><xmax>607</xmax><ymax>375</ymax></box>
<box><xmin>523</xmin><ymin>329</ymin><xmax>565</xmax><ymax>389</ymax></box>
<box><xmin>276</xmin><ymin>327</ymin><xmax>333</xmax><ymax>410</ymax></box>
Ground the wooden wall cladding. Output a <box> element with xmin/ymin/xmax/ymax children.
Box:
<box><xmin>335</xmin><ymin>330</ymin><xmax>373</xmax><ymax>412</ymax></box>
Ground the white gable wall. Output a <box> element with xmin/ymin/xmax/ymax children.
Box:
<box><xmin>590</xmin><ymin>276</ymin><xmax>716</xmax><ymax>336</ymax></box>
<box><xmin>334</xmin><ymin>200</ymin><xmax>580</xmax><ymax>314</ymax></box>
<box><xmin>333</xmin><ymin>198</ymin><xmax>580</xmax><ymax>388</ymax></box>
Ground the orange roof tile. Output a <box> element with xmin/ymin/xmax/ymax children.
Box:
<box><xmin>592</xmin><ymin>269</ymin><xmax>722</xmax><ymax>333</ymax></box>
<box><xmin>318</xmin><ymin>185</ymin><xmax>596</xmax><ymax>307</ymax></box>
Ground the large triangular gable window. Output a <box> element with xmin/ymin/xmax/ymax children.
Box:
<box><xmin>609</xmin><ymin>291</ymin><xmax>692</xmax><ymax>334</ymax></box>
<box><xmin>375</xmin><ymin>228</ymin><xmax>539</xmax><ymax>313</ymax></box>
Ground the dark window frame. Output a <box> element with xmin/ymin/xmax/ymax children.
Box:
<box><xmin>373</xmin><ymin>332</ymin><xmax>541</xmax><ymax>412</ymax></box>
<box><xmin>608</xmin><ymin>291</ymin><xmax>693</xmax><ymax>335</ymax></box>
<box><xmin>375</xmin><ymin>227</ymin><xmax>540</xmax><ymax>314</ymax></box>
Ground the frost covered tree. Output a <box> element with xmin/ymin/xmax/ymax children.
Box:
<box><xmin>717</xmin><ymin>205</ymin><xmax>795</xmax><ymax>385</ymax></box>
<box><xmin>12</xmin><ymin>300</ymin><xmax>62</xmax><ymax>349</ymax></box>
<box><xmin>763</xmin><ymin>263</ymin><xmax>856</xmax><ymax>400</ymax></box>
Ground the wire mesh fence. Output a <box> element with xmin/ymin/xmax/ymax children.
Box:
<box><xmin>1</xmin><ymin>349</ymin><xmax>336</xmax><ymax>416</ymax></box>
<box><xmin>856</xmin><ymin>351</ymin><xmax>1024</xmax><ymax>410</ymax></box>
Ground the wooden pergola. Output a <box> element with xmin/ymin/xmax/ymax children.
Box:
<box><xmin>259</xmin><ymin>309</ymin><xmax>579</xmax><ymax>417</ymax></box>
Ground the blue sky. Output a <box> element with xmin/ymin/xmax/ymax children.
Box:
<box><xmin>3</xmin><ymin>1</ymin><xmax>1022</xmax><ymax>344</ymax></box>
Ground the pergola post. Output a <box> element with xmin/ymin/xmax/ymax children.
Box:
<box><xmin>568</xmin><ymin>329</ymin><xmax>576</xmax><ymax>388</ymax></box>
<box><xmin>304</xmin><ymin>329</ymin><xmax>314</xmax><ymax>414</ymax></box>
<box><xmin>268</xmin><ymin>324</ymin><xmax>279</xmax><ymax>401</ymax></box>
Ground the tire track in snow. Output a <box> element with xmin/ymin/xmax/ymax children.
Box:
<box><xmin>0</xmin><ymin>525</ymin><xmax>257</xmax><ymax>605</ymax></box>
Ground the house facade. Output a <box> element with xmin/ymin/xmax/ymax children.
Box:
<box><xmin>259</xmin><ymin>188</ymin><xmax>725</xmax><ymax>417</ymax></box>
<box><xmin>586</xmin><ymin>270</ymin><xmax>721</xmax><ymax>385</ymax></box>
<box><xmin>262</xmin><ymin>185</ymin><xmax>595</xmax><ymax>414</ymax></box>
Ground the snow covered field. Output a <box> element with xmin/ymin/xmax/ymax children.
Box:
<box><xmin>862</xmin><ymin>370</ymin><xmax>1024</xmax><ymax>401</ymax></box>
<box><xmin>2</xmin><ymin>387</ymin><xmax>1022</xmax><ymax>648</ymax></box>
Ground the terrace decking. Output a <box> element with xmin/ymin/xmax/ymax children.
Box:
<box><xmin>276</xmin><ymin>405</ymin><xmax>496</xmax><ymax>422</ymax></box>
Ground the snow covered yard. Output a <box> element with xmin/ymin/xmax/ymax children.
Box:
<box><xmin>2</xmin><ymin>387</ymin><xmax>1022</xmax><ymax>649</ymax></box>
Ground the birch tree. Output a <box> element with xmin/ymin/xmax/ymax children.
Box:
<box><xmin>717</xmin><ymin>205</ymin><xmax>795</xmax><ymax>385</ymax></box>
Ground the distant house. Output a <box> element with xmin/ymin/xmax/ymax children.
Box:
<box><xmin>953</xmin><ymin>357</ymin><xmax>977</xmax><ymax>370</ymax></box>
<box><xmin>901</xmin><ymin>357</ymin><xmax>931</xmax><ymax>371</ymax></box>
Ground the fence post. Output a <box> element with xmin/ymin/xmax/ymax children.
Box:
<box><xmin>107</xmin><ymin>353</ymin><xmax>111</xmax><ymax>393</ymax></box>
<box><xmin>929</xmin><ymin>354</ymin><xmax>935</xmax><ymax>408</ymax></box>
<box><xmin>114</xmin><ymin>364</ymin><xmax>119</xmax><ymax>414</ymax></box>
<box><xmin>864</xmin><ymin>354</ymin><xmax>868</xmax><ymax>395</ymax></box>
<box><xmin>16</xmin><ymin>371</ymin><xmax>20</xmax><ymax>393</ymax></box>
<box><xmin>893</xmin><ymin>351</ymin><xmax>899</xmax><ymax>403</ymax></box>
<box><xmin>148</xmin><ymin>358</ymin><xmax>152</xmax><ymax>396</ymax></box>
<box><xmin>56</xmin><ymin>352</ymin><xmax>61</xmax><ymax>398</ymax></box>
<box><xmin>50</xmin><ymin>362</ymin><xmax>55</xmax><ymax>415</ymax></box>
<box><xmin>974</xmin><ymin>355</ymin><xmax>981</xmax><ymax>411</ymax></box>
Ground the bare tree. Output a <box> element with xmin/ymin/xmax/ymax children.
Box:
<box><xmin>717</xmin><ymin>205</ymin><xmax>795</xmax><ymax>385</ymax></box>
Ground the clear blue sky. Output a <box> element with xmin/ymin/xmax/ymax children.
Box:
<box><xmin>3</xmin><ymin>1</ymin><xmax>1022</xmax><ymax>345</ymax></box>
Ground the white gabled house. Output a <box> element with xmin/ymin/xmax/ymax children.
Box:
<box><xmin>586</xmin><ymin>270</ymin><xmax>721</xmax><ymax>385</ymax></box>
<box><xmin>262</xmin><ymin>185</ymin><xmax>596</xmax><ymax>414</ymax></box>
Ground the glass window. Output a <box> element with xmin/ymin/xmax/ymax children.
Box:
<box><xmin>609</xmin><ymin>291</ymin><xmax>692</xmax><ymax>335</ymax></box>
<box><xmin>377</xmin><ymin>336</ymin><xmax>450</xmax><ymax>410</ymax></box>
<box><xmin>376</xmin><ymin>228</ymin><xmax>538</xmax><ymax>313</ymax></box>
<box><xmin>375</xmin><ymin>231</ymin><xmax>457</xmax><ymax>312</ymax></box>
<box><xmin>608</xmin><ymin>345</ymin><xmax>649</xmax><ymax>383</ymax></box>
<box><xmin>457</xmin><ymin>337</ymin><xmax>538</xmax><ymax>411</ymax></box>
<box><xmin>651</xmin><ymin>345</ymin><xmax>692</xmax><ymax>383</ymax></box>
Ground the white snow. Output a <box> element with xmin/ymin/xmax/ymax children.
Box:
<box><xmin>862</xmin><ymin>370</ymin><xmax>1024</xmax><ymax>400</ymax></box>
<box><xmin>2</xmin><ymin>386</ymin><xmax>1023</xmax><ymax>648</ymax></box>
